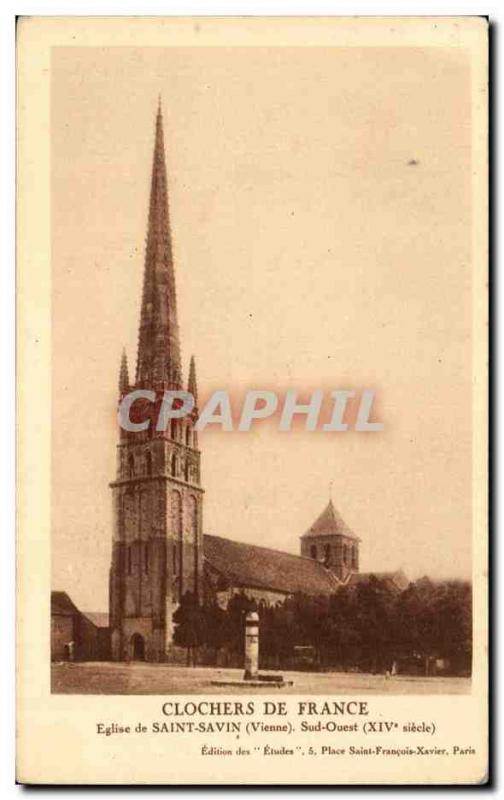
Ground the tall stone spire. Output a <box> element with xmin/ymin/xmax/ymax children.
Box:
<box><xmin>135</xmin><ymin>101</ymin><xmax>182</xmax><ymax>389</ymax></box>
<box><xmin>188</xmin><ymin>354</ymin><xmax>198</xmax><ymax>406</ymax></box>
<box><xmin>118</xmin><ymin>348</ymin><xmax>129</xmax><ymax>395</ymax></box>
<box><xmin>110</xmin><ymin>101</ymin><xmax>204</xmax><ymax>663</ymax></box>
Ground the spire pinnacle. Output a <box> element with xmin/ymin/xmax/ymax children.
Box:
<box><xmin>135</xmin><ymin>102</ymin><xmax>182</xmax><ymax>388</ymax></box>
<box><xmin>119</xmin><ymin>348</ymin><xmax>129</xmax><ymax>395</ymax></box>
<box><xmin>188</xmin><ymin>355</ymin><xmax>198</xmax><ymax>406</ymax></box>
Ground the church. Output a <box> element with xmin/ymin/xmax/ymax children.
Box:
<box><xmin>52</xmin><ymin>103</ymin><xmax>407</xmax><ymax>665</ymax></box>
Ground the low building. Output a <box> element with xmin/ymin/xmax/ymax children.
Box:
<box><xmin>349</xmin><ymin>570</ymin><xmax>409</xmax><ymax>592</ymax></box>
<box><xmin>51</xmin><ymin>591</ymin><xmax>110</xmax><ymax>662</ymax></box>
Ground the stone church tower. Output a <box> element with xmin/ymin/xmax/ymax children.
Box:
<box><xmin>300</xmin><ymin>500</ymin><xmax>360</xmax><ymax>583</ymax></box>
<box><xmin>109</xmin><ymin>103</ymin><xmax>204</xmax><ymax>662</ymax></box>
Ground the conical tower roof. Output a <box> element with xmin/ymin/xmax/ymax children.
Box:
<box><xmin>302</xmin><ymin>499</ymin><xmax>359</xmax><ymax>541</ymax></box>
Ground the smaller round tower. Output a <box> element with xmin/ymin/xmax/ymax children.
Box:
<box><xmin>301</xmin><ymin>499</ymin><xmax>360</xmax><ymax>582</ymax></box>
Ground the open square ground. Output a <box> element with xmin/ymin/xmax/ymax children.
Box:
<box><xmin>51</xmin><ymin>662</ymin><xmax>471</xmax><ymax>695</ymax></box>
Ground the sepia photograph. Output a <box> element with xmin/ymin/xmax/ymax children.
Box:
<box><xmin>50</xmin><ymin>44</ymin><xmax>473</xmax><ymax>697</ymax></box>
<box><xmin>16</xmin><ymin>16</ymin><xmax>488</xmax><ymax>785</ymax></box>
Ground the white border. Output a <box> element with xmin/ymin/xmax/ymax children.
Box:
<box><xmin>3</xmin><ymin>3</ymin><xmax>496</xmax><ymax>798</ymax></box>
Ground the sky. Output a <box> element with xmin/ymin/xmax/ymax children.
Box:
<box><xmin>51</xmin><ymin>46</ymin><xmax>472</xmax><ymax>611</ymax></box>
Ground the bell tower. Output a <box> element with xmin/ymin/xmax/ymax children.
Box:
<box><xmin>301</xmin><ymin>500</ymin><xmax>360</xmax><ymax>583</ymax></box>
<box><xmin>109</xmin><ymin>102</ymin><xmax>204</xmax><ymax>662</ymax></box>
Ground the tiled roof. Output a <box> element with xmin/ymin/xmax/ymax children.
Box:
<box><xmin>302</xmin><ymin>500</ymin><xmax>359</xmax><ymax>541</ymax></box>
<box><xmin>83</xmin><ymin>611</ymin><xmax>110</xmax><ymax>628</ymax></box>
<box><xmin>51</xmin><ymin>590</ymin><xmax>79</xmax><ymax>616</ymax></box>
<box><xmin>348</xmin><ymin>570</ymin><xmax>409</xmax><ymax>592</ymax></box>
<box><xmin>204</xmin><ymin>534</ymin><xmax>341</xmax><ymax>597</ymax></box>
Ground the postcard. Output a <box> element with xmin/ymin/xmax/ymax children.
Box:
<box><xmin>17</xmin><ymin>16</ymin><xmax>488</xmax><ymax>784</ymax></box>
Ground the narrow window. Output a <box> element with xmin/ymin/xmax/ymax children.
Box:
<box><xmin>186</xmin><ymin>427</ymin><xmax>191</xmax><ymax>446</ymax></box>
<box><xmin>144</xmin><ymin>542</ymin><xmax>149</xmax><ymax>574</ymax></box>
<box><xmin>170</xmin><ymin>419</ymin><xmax>177</xmax><ymax>441</ymax></box>
<box><xmin>324</xmin><ymin>544</ymin><xmax>331</xmax><ymax>564</ymax></box>
<box><xmin>310</xmin><ymin>545</ymin><xmax>317</xmax><ymax>560</ymax></box>
<box><xmin>127</xmin><ymin>546</ymin><xmax>132</xmax><ymax>575</ymax></box>
<box><xmin>128</xmin><ymin>453</ymin><xmax>134</xmax><ymax>477</ymax></box>
<box><xmin>146</xmin><ymin>451</ymin><xmax>152</xmax><ymax>476</ymax></box>
<box><xmin>171</xmin><ymin>452</ymin><xmax>177</xmax><ymax>476</ymax></box>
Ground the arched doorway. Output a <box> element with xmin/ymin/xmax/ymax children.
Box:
<box><xmin>131</xmin><ymin>633</ymin><xmax>145</xmax><ymax>661</ymax></box>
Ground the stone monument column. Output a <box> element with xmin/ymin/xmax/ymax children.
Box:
<box><xmin>243</xmin><ymin>611</ymin><xmax>259</xmax><ymax>680</ymax></box>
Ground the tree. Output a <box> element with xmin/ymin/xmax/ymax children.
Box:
<box><xmin>430</xmin><ymin>581</ymin><xmax>472</xmax><ymax>674</ymax></box>
<box><xmin>173</xmin><ymin>592</ymin><xmax>206</xmax><ymax>665</ymax></box>
<box><xmin>197</xmin><ymin>577</ymin><xmax>472</xmax><ymax>676</ymax></box>
<box><xmin>220</xmin><ymin>592</ymin><xmax>257</xmax><ymax>656</ymax></box>
<box><xmin>394</xmin><ymin>579</ymin><xmax>472</xmax><ymax>675</ymax></box>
